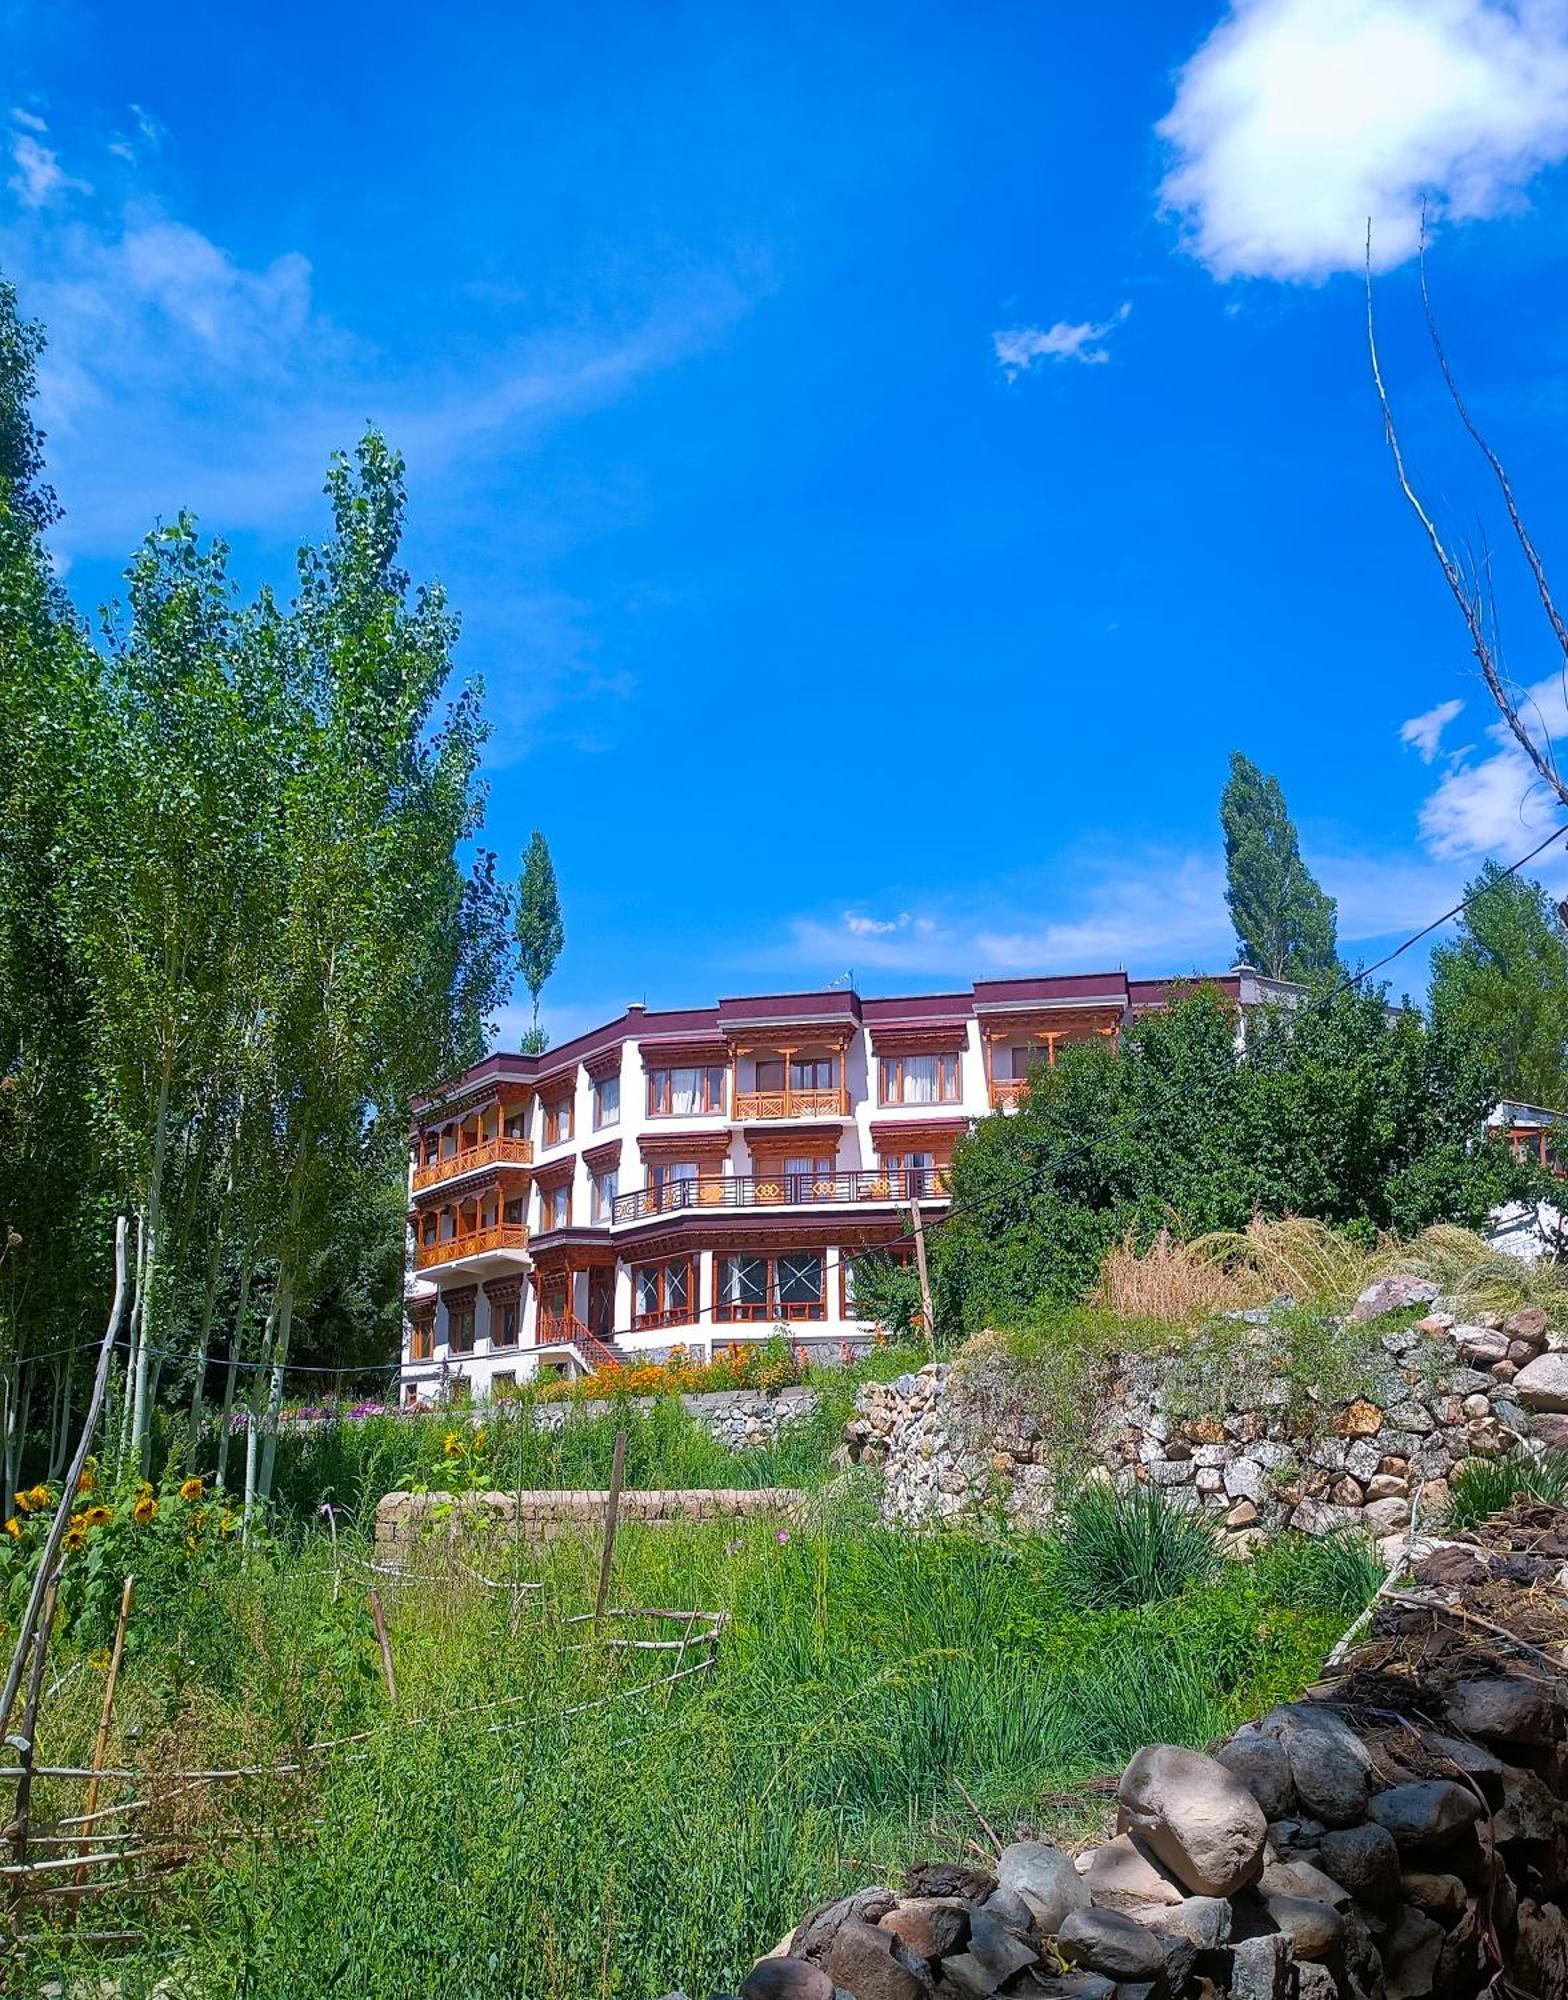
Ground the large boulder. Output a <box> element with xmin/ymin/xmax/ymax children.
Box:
<box><xmin>1219</xmin><ymin>1727</ymin><xmax>1295</xmax><ymax>1820</ymax></box>
<box><xmin>1352</xmin><ymin>1275</ymin><xmax>1439</xmax><ymax>1322</ymax></box>
<box><xmin>1445</xmin><ymin>1672</ymin><xmax>1563</xmax><ymax>1745</ymax></box>
<box><xmin>1255</xmin><ymin>1704</ymin><xmax>1374</xmax><ymax>1827</ymax></box>
<box><xmin>827</xmin><ymin>1918</ymin><xmax>927</xmax><ymax>2000</ymax></box>
<box><xmin>994</xmin><ymin>1839</ymin><xmax>1089</xmax><ymax>1934</ymax></box>
<box><xmin>1368</xmin><ymin>1780</ymin><xmax>1484</xmax><ymax>1850</ymax></box>
<box><xmin>1117</xmin><ymin>1743</ymin><xmax>1267</xmax><ymax>1897</ymax></box>
<box><xmin>1513</xmin><ymin>1353</ymin><xmax>1568</xmax><ymax>1412</ymax></box>
<box><xmin>1055</xmin><ymin>1908</ymin><xmax>1166</xmax><ymax>1981</ymax></box>
<box><xmin>1075</xmin><ymin>1832</ymin><xmax>1185</xmax><ymax>1909</ymax></box>
<box><xmin>1318</xmin><ymin>1822</ymin><xmax>1402</xmax><ymax>1908</ymax></box>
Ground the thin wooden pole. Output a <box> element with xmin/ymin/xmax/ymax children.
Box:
<box><xmin>9</xmin><ymin>1571</ymin><xmax>60</xmax><ymax>1939</ymax></box>
<box><xmin>368</xmin><ymin>1589</ymin><xmax>398</xmax><ymax>1709</ymax></box>
<box><xmin>593</xmin><ymin>1430</ymin><xmax>627</xmax><ymax>1633</ymax></box>
<box><xmin>72</xmin><ymin>1575</ymin><xmax>134</xmax><ymax>1899</ymax></box>
<box><xmin>0</xmin><ymin>1217</ymin><xmax>129</xmax><ymax>1745</ymax></box>
<box><xmin>908</xmin><ymin>1194</ymin><xmax>936</xmax><ymax>1358</ymax></box>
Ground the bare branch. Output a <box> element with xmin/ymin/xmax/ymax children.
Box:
<box><xmin>1364</xmin><ymin>222</ymin><xmax>1568</xmax><ymax>817</ymax></box>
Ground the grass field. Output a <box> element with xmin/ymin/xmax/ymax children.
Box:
<box><xmin>15</xmin><ymin>1491</ymin><xmax>1374</xmax><ymax>2000</ymax></box>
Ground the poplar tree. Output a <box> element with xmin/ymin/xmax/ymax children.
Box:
<box><xmin>515</xmin><ymin>828</ymin><xmax>564</xmax><ymax>1052</ymax></box>
<box><xmin>1220</xmin><ymin>752</ymin><xmax>1339</xmax><ymax>981</ymax></box>
<box><xmin>1430</xmin><ymin>863</ymin><xmax>1568</xmax><ymax>1111</ymax></box>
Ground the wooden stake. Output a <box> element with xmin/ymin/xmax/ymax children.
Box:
<box><xmin>72</xmin><ymin>1575</ymin><xmax>134</xmax><ymax>1901</ymax></box>
<box><xmin>908</xmin><ymin>1195</ymin><xmax>935</xmax><ymax>1357</ymax></box>
<box><xmin>593</xmin><ymin>1430</ymin><xmax>627</xmax><ymax>1632</ymax></box>
<box><xmin>368</xmin><ymin>1589</ymin><xmax>399</xmax><ymax>1709</ymax></box>
<box><xmin>9</xmin><ymin>1571</ymin><xmax>60</xmax><ymax>1939</ymax></box>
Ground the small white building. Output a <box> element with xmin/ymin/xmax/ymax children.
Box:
<box><xmin>400</xmin><ymin>968</ymin><xmax>1288</xmax><ymax>1402</ymax></box>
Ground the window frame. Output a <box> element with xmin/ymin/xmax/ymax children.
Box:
<box><xmin>716</xmin><ymin>1249</ymin><xmax>827</xmax><ymax>1324</ymax></box>
<box><xmin>590</xmin><ymin>1165</ymin><xmax>620</xmax><ymax>1222</ymax></box>
<box><xmin>877</xmin><ymin>1049</ymin><xmax>962</xmax><ymax>1107</ymax></box>
<box><xmin>543</xmin><ymin>1094</ymin><xmax>575</xmax><ymax>1147</ymax></box>
<box><xmin>646</xmin><ymin>1064</ymin><xmax>727</xmax><ymax>1117</ymax></box>
<box><xmin>448</xmin><ymin>1306</ymin><xmax>476</xmax><ymax>1356</ymax></box>
<box><xmin>632</xmin><ymin>1256</ymin><xmax>695</xmax><ymax>1330</ymax></box>
<box><xmin>592</xmin><ymin>1072</ymin><xmax>621</xmax><ymax>1129</ymax></box>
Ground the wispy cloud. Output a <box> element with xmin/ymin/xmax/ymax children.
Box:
<box><xmin>1415</xmin><ymin>674</ymin><xmax>1568</xmax><ymax>859</ymax></box>
<box><xmin>8</xmin><ymin>127</ymin><xmax>91</xmax><ymax>209</ymax></box>
<box><xmin>1159</xmin><ymin>0</ymin><xmax>1568</xmax><ymax>280</ymax></box>
<box><xmin>1400</xmin><ymin>696</ymin><xmax>1465</xmax><ymax>763</ymax></box>
<box><xmin>994</xmin><ymin>303</ymin><xmax>1130</xmax><ymax>376</ymax></box>
<box><xmin>10</xmin><ymin>107</ymin><xmax>47</xmax><ymax>135</ymax></box>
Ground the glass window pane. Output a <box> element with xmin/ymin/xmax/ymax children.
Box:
<box><xmin>637</xmin><ymin>1268</ymin><xmax>658</xmax><ymax>1315</ymax></box>
<box><xmin>778</xmin><ymin>1253</ymin><xmax>822</xmax><ymax>1305</ymax></box>
<box><xmin>723</xmin><ymin>1255</ymin><xmax>767</xmax><ymax>1305</ymax></box>
<box><xmin>667</xmin><ymin>1261</ymin><xmax>689</xmax><ymax>1311</ymax></box>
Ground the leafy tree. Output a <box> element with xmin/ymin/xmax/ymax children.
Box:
<box><xmin>1429</xmin><ymin>863</ymin><xmax>1568</xmax><ymax>1110</ymax></box>
<box><xmin>932</xmin><ymin>985</ymin><xmax>1528</xmax><ymax>1333</ymax></box>
<box><xmin>515</xmin><ymin>828</ymin><xmax>564</xmax><ymax>1052</ymax></box>
<box><xmin>1220</xmin><ymin>752</ymin><xmax>1339</xmax><ymax>980</ymax></box>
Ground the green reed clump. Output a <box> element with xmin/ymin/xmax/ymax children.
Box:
<box><xmin>1445</xmin><ymin>1449</ymin><xmax>1568</xmax><ymax>1531</ymax></box>
<box><xmin>1053</xmin><ymin>1483</ymin><xmax>1221</xmax><ymax>1610</ymax></box>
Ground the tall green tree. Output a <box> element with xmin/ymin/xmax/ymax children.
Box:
<box><xmin>1430</xmin><ymin>863</ymin><xmax>1568</xmax><ymax>1110</ymax></box>
<box><xmin>1220</xmin><ymin>752</ymin><xmax>1339</xmax><ymax>980</ymax></box>
<box><xmin>515</xmin><ymin>828</ymin><xmax>564</xmax><ymax>1052</ymax></box>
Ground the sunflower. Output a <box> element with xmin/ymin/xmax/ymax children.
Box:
<box><xmin>3</xmin><ymin>1518</ymin><xmax>20</xmax><ymax>1541</ymax></box>
<box><xmin>75</xmin><ymin>1465</ymin><xmax>96</xmax><ymax>1496</ymax></box>
<box><xmin>81</xmin><ymin>1505</ymin><xmax>113</xmax><ymax>1529</ymax></box>
<box><xmin>218</xmin><ymin>1512</ymin><xmax>238</xmax><ymax>1537</ymax></box>
<box><xmin>22</xmin><ymin>1485</ymin><xmax>49</xmax><ymax>1513</ymax></box>
<box><xmin>63</xmin><ymin>1525</ymin><xmax>86</xmax><ymax>1553</ymax></box>
<box><xmin>442</xmin><ymin>1431</ymin><xmax>462</xmax><ymax>1458</ymax></box>
<box><xmin>132</xmin><ymin>1495</ymin><xmax>158</xmax><ymax>1526</ymax></box>
<box><xmin>178</xmin><ymin>1476</ymin><xmax>204</xmax><ymax>1502</ymax></box>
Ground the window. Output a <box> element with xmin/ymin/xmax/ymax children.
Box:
<box><xmin>541</xmin><ymin>1181</ymin><xmax>571</xmax><ymax>1231</ymax></box>
<box><xmin>650</xmin><ymin>1159</ymin><xmax>699</xmax><ymax>1208</ymax></box>
<box><xmin>593</xmin><ymin>1073</ymin><xmax>621</xmax><ymax>1129</ymax></box>
<box><xmin>647</xmin><ymin>1065</ymin><xmax>726</xmax><ymax>1117</ymax></box>
<box><xmin>410</xmin><ymin>1320</ymin><xmax>433</xmax><ymax>1361</ymax></box>
<box><xmin>878</xmin><ymin>1051</ymin><xmax>961</xmax><ymax>1106</ymax></box>
<box><xmin>718</xmin><ymin>1251</ymin><xmax>825</xmax><ymax>1322</ymax></box>
<box><xmin>402</xmin><ymin>1381</ymin><xmax>420</xmax><ymax>1407</ymax></box>
<box><xmin>591</xmin><ymin>1167</ymin><xmax>619</xmax><ymax>1221</ymax></box>
<box><xmin>422</xmin><ymin>1132</ymin><xmax>440</xmax><ymax>1167</ymax></box>
<box><xmin>1009</xmin><ymin>1042</ymin><xmax>1051</xmax><ymax>1080</ymax></box>
<box><xmin>504</xmin><ymin>1109</ymin><xmax>528</xmax><ymax>1140</ymax></box>
<box><xmin>544</xmin><ymin>1094</ymin><xmax>574</xmax><ymax>1146</ymax></box>
<box><xmin>755</xmin><ymin>1056</ymin><xmax>838</xmax><ymax>1093</ymax></box>
<box><xmin>633</xmin><ymin>1258</ymin><xmax>693</xmax><ymax>1329</ymax></box>
<box><xmin>491</xmin><ymin>1371</ymin><xmax>519</xmax><ymax>1401</ymax></box>
<box><xmin>503</xmin><ymin>1195</ymin><xmax>525</xmax><ymax>1225</ymax></box>
<box><xmin>882</xmin><ymin>1150</ymin><xmax>940</xmax><ymax>1196</ymax></box>
<box><xmin>492</xmin><ymin>1300</ymin><xmax>519</xmax><ymax>1348</ymax></box>
<box><xmin>448</xmin><ymin>1305</ymin><xmax>475</xmax><ymax>1355</ymax></box>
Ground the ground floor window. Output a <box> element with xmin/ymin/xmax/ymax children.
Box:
<box><xmin>491</xmin><ymin>1371</ymin><xmax>519</xmax><ymax>1400</ymax></box>
<box><xmin>410</xmin><ymin>1320</ymin><xmax>433</xmax><ymax>1361</ymax></box>
<box><xmin>491</xmin><ymin>1299</ymin><xmax>519</xmax><ymax>1347</ymax></box>
<box><xmin>717</xmin><ymin>1250</ymin><xmax>825</xmax><ymax>1323</ymax></box>
<box><xmin>633</xmin><ymin>1257</ymin><xmax>694</xmax><ymax>1330</ymax></box>
<box><xmin>448</xmin><ymin>1304</ymin><xmax>475</xmax><ymax>1355</ymax></box>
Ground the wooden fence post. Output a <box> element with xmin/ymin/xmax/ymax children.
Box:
<box><xmin>593</xmin><ymin>1430</ymin><xmax>627</xmax><ymax>1633</ymax></box>
<box><xmin>72</xmin><ymin>1574</ymin><xmax>134</xmax><ymax>1900</ymax></box>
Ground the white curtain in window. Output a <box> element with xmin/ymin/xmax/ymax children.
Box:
<box><xmin>671</xmin><ymin>1067</ymin><xmax>702</xmax><ymax>1115</ymax></box>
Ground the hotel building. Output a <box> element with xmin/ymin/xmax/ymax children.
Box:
<box><xmin>400</xmin><ymin>967</ymin><xmax>1293</xmax><ymax>1402</ymax></box>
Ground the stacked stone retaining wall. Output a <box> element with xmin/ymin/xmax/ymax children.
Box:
<box><xmin>529</xmin><ymin>1386</ymin><xmax>818</xmax><ymax>1447</ymax></box>
<box><xmin>375</xmin><ymin>1483</ymin><xmax>805</xmax><ymax>1555</ymax></box>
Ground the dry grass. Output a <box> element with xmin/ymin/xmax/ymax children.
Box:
<box><xmin>1095</xmin><ymin>1214</ymin><xmax>1568</xmax><ymax>1328</ymax></box>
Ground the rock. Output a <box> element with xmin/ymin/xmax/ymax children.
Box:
<box><xmin>1452</xmin><ymin>1325</ymin><xmax>1510</xmax><ymax>1366</ymax></box>
<box><xmin>1257</xmin><ymin>1857</ymin><xmax>1351</xmax><ymax>1908</ymax></box>
<box><xmin>1330</xmin><ymin>1474</ymin><xmax>1366</xmax><ymax>1507</ymax></box>
<box><xmin>1218</xmin><ymin>1728</ymin><xmax>1295</xmax><ymax>1820</ymax></box>
<box><xmin>1513</xmin><ymin>1353</ymin><xmax>1568</xmax><ymax>1412</ymax></box>
<box><xmin>1504</xmin><ymin>1304</ymin><xmax>1550</xmax><ymax>1344</ymax></box>
<box><xmin>1366</xmin><ymin>1472</ymin><xmax>1408</xmax><ymax>1501</ymax></box>
<box><xmin>790</xmin><ymin>1889</ymin><xmax>899</xmax><ymax>1964</ymax></box>
<box><xmin>1117</xmin><ymin>1744</ymin><xmax>1267</xmax><ymax>1898</ymax></box>
<box><xmin>827</xmin><ymin>1918</ymin><xmax>926</xmax><ymax>2000</ymax></box>
<box><xmin>1055</xmin><ymin>1908</ymin><xmax>1165</xmax><ymax>1981</ymax></box>
<box><xmin>1289</xmin><ymin>1498</ymin><xmax>1364</xmax><ymax>1537</ymax></box>
<box><xmin>1510</xmin><ymin>1898</ymin><xmax>1568</xmax><ymax>2000</ymax></box>
<box><xmin>994</xmin><ymin>1841</ymin><xmax>1089</xmax><ymax>1935</ymax></box>
<box><xmin>1318</xmin><ymin>1822</ymin><xmax>1402</xmax><ymax>1907</ymax></box>
<box><xmin>1340</xmin><ymin>1398</ymin><xmax>1384</xmax><ymax>1437</ymax></box>
<box><xmin>1368</xmin><ymin>1780</ymin><xmax>1484</xmax><ymax>1849</ymax></box>
<box><xmin>1353</xmin><ymin>1276</ymin><xmax>1438</xmax><ymax>1322</ymax></box>
<box><xmin>879</xmin><ymin>1899</ymin><xmax>968</xmax><ymax>1963</ymax></box>
<box><xmin>1296</xmin><ymin>1967</ymin><xmax>1338</xmax><ymax>2000</ymax></box>
<box><xmin>741</xmin><ymin>1963</ymin><xmax>834</xmax><ymax>2000</ymax></box>
<box><xmin>978</xmin><ymin>1887</ymin><xmax>1033</xmax><ymax>1935</ymax></box>
<box><xmin>1227</xmin><ymin>1932</ymin><xmax>1294</xmax><ymax>2000</ymax></box>
<box><xmin>1075</xmin><ymin>1832</ymin><xmax>1185</xmax><ymax>1909</ymax></box>
<box><xmin>1224</xmin><ymin>1459</ymin><xmax>1268</xmax><ymax>1504</ymax></box>
<box><xmin>1446</xmin><ymin>1671</ymin><xmax>1562</xmax><ymax>1744</ymax></box>
<box><xmin>937</xmin><ymin>1908</ymin><xmax>1037</xmax><ymax>1994</ymax></box>
<box><xmin>1025</xmin><ymin>1978</ymin><xmax>1114</xmax><ymax>2000</ymax></box>
<box><xmin>1383</xmin><ymin>1904</ymin><xmax>1444</xmax><ymax>1999</ymax></box>
<box><xmin>1363</xmin><ymin>1495</ymin><xmax>1411</xmax><ymax>1534</ymax></box>
<box><xmin>1248</xmin><ymin>1890</ymin><xmax>1345</xmax><ymax>1961</ymax></box>
<box><xmin>1494</xmin><ymin>1766</ymin><xmax>1562</xmax><ymax>1844</ymax></box>
<box><xmin>1256</xmin><ymin>1704</ymin><xmax>1374</xmax><ymax>1828</ymax></box>
<box><xmin>1135</xmin><ymin>1895</ymin><xmax>1232</xmax><ymax>1952</ymax></box>
<box><xmin>1399</xmin><ymin>1870</ymin><xmax>1467</xmax><ymax>1919</ymax></box>
<box><xmin>1225</xmin><ymin>1498</ymin><xmax>1261</xmax><ymax>1529</ymax></box>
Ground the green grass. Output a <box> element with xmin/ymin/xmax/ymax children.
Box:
<box><xmin>16</xmin><ymin>1509</ymin><xmax>1373</xmax><ymax>2000</ymax></box>
<box><xmin>1054</xmin><ymin>1484</ymin><xmax>1221</xmax><ymax>1610</ymax></box>
<box><xmin>1444</xmin><ymin>1449</ymin><xmax>1568</xmax><ymax>1531</ymax></box>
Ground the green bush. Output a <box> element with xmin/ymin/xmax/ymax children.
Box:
<box><xmin>1053</xmin><ymin>1482</ymin><xmax>1220</xmax><ymax>1610</ymax></box>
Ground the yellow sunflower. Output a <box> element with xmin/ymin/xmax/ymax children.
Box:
<box><xmin>63</xmin><ymin>1525</ymin><xmax>85</xmax><ymax>1553</ymax></box>
<box><xmin>442</xmin><ymin>1431</ymin><xmax>462</xmax><ymax>1458</ymax></box>
<box><xmin>132</xmin><ymin>1494</ymin><xmax>158</xmax><ymax>1526</ymax></box>
<box><xmin>75</xmin><ymin>1466</ymin><xmax>96</xmax><ymax>1496</ymax></box>
<box><xmin>178</xmin><ymin>1476</ymin><xmax>204</xmax><ymax>1502</ymax></box>
<box><xmin>82</xmin><ymin>1505</ymin><xmax>112</xmax><ymax>1529</ymax></box>
<box><xmin>3</xmin><ymin>1517</ymin><xmax>20</xmax><ymax>1541</ymax></box>
<box><xmin>23</xmin><ymin>1485</ymin><xmax>50</xmax><ymax>1511</ymax></box>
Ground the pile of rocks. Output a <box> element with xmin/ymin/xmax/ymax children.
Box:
<box><xmin>844</xmin><ymin>1282</ymin><xmax>1565</xmax><ymax>1552</ymax></box>
<box><xmin>681</xmin><ymin>1503</ymin><xmax>1568</xmax><ymax>2000</ymax></box>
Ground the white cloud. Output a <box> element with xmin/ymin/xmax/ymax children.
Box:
<box><xmin>1414</xmin><ymin>673</ymin><xmax>1568</xmax><ymax>857</ymax></box>
<box><xmin>994</xmin><ymin>303</ymin><xmax>1130</xmax><ymax>376</ymax></box>
<box><xmin>10</xmin><ymin>108</ymin><xmax>48</xmax><ymax>134</ymax></box>
<box><xmin>1159</xmin><ymin>0</ymin><xmax>1568</xmax><ymax>279</ymax></box>
<box><xmin>844</xmin><ymin>910</ymin><xmax>914</xmax><ymax>936</ymax></box>
<box><xmin>1400</xmin><ymin>696</ymin><xmax>1465</xmax><ymax>762</ymax></box>
<box><xmin>8</xmin><ymin>132</ymin><xmax>91</xmax><ymax>208</ymax></box>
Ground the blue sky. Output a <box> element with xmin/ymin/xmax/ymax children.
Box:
<box><xmin>7</xmin><ymin>0</ymin><xmax>1568</xmax><ymax>1045</ymax></box>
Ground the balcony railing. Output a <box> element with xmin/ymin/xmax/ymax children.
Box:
<box><xmin>537</xmin><ymin>1315</ymin><xmax>621</xmax><ymax>1372</ymax></box>
<box><xmin>413</xmin><ymin>1222</ymin><xmax>529</xmax><ymax>1271</ymax></box>
<box><xmin>733</xmin><ymin>1086</ymin><xmax>851</xmax><ymax>1121</ymax></box>
<box><xmin>412</xmin><ymin>1134</ymin><xmax>533</xmax><ymax>1194</ymax></box>
<box><xmin>613</xmin><ymin>1166</ymin><xmax>949</xmax><ymax>1225</ymax></box>
<box><xmin>988</xmin><ymin>1078</ymin><xmax>1028</xmax><ymax>1111</ymax></box>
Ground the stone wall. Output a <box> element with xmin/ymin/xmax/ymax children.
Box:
<box><xmin>529</xmin><ymin>1386</ymin><xmax>818</xmax><ymax>1449</ymax></box>
<box><xmin>715</xmin><ymin>1499</ymin><xmax>1568</xmax><ymax>2000</ymax></box>
<box><xmin>374</xmin><ymin>1483</ymin><xmax>804</xmax><ymax>1555</ymax></box>
<box><xmin>844</xmin><ymin>1288</ymin><xmax>1565</xmax><ymax>1552</ymax></box>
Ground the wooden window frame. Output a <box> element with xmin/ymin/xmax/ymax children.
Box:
<box><xmin>592</xmin><ymin>1073</ymin><xmax>621</xmax><ymax>1130</ymax></box>
<box><xmin>590</xmin><ymin>1167</ymin><xmax>619</xmax><ymax>1222</ymax></box>
<box><xmin>542</xmin><ymin>1181</ymin><xmax>572</xmax><ymax>1232</ymax></box>
<box><xmin>646</xmin><ymin>1065</ymin><xmax>727</xmax><ymax>1118</ymax></box>
<box><xmin>448</xmin><ymin>1307</ymin><xmax>476</xmax><ymax>1356</ymax></box>
<box><xmin>877</xmin><ymin>1050</ymin><xmax>961</xmax><ymax>1107</ymax></box>
<box><xmin>632</xmin><ymin>1256</ymin><xmax>695</xmax><ymax>1331</ymax></box>
<box><xmin>544</xmin><ymin>1095</ymin><xmax>574</xmax><ymax>1147</ymax></box>
<box><xmin>716</xmin><ymin>1249</ymin><xmax>827</xmax><ymax>1324</ymax></box>
<box><xmin>410</xmin><ymin>1321</ymin><xmax>434</xmax><ymax>1362</ymax></box>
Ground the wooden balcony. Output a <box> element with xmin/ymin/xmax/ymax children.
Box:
<box><xmin>733</xmin><ymin>1086</ymin><xmax>851</xmax><ymax>1121</ymax></box>
<box><xmin>413</xmin><ymin>1222</ymin><xmax>529</xmax><ymax>1272</ymax></box>
<box><xmin>613</xmin><ymin>1166</ymin><xmax>948</xmax><ymax>1224</ymax></box>
<box><xmin>412</xmin><ymin>1134</ymin><xmax>533</xmax><ymax>1194</ymax></box>
<box><xmin>988</xmin><ymin>1078</ymin><xmax>1028</xmax><ymax>1111</ymax></box>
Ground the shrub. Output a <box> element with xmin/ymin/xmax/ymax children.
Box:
<box><xmin>1444</xmin><ymin>1450</ymin><xmax>1568</xmax><ymax>1531</ymax></box>
<box><xmin>1054</xmin><ymin>1483</ymin><xmax>1220</xmax><ymax>1610</ymax></box>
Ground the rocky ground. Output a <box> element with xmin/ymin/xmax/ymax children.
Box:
<box><xmin>663</xmin><ymin>1497</ymin><xmax>1568</xmax><ymax>2000</ymax></box>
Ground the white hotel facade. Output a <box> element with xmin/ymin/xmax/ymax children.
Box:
<box><xmin>400</xmin><ymin>968</ymin><xmax>1290</xmax><ymax>1402</ymax></box>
